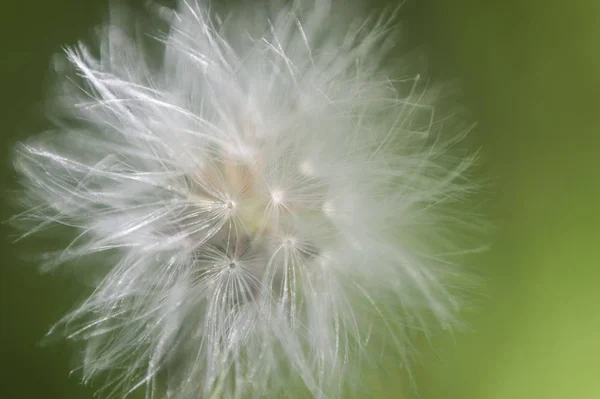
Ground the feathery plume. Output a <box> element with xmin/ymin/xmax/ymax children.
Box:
<box><xmin>13</xmin><ymin>1</ymin><xmax>477</xmax><ymax>398</ymax></box>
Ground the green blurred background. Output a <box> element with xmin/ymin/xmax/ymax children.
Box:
<box><xmin>1</xmin><ymin>0</ymin><xmax>598</xmax><ymax>398</ymax></box>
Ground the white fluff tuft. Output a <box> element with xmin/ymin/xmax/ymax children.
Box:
<box><xmin>13</xmin><ymin>1</ymin><xmax>477</xmax><ymax>398</ymax></box>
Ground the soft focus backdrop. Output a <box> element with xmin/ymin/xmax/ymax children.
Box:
<box><xmin>1</xmin><ymin>0</ymin><xmax>598</xmax><ymax>398</ymax></box>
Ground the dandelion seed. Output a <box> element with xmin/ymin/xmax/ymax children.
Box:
<box><xmin>12</xmin><ymin>0</ymin><xmax>478</xmax><ymax>398</ymax></box>
<box><xmin>299</xmin><ymin>160</ymin><xmax>315</xmax><ymax>177</ymax></box>
<box><xmin>270</xmin><ymin>189</ymin><xmax>285</xmax><ymax>205</ymax></box>
<box><xmin>322</xmin><ymin>200</ymin><xmax>335</xmax><ymax>218</ymax></box>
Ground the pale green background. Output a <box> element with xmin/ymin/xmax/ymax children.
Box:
<box><xmin>1</xmin><ymin>0</ymin><xmax>598</xmax><ymax>398</ymax></box>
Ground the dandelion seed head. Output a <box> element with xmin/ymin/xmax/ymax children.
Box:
<box><xmin>12</xmin><ymin>0</ymin><xmax>479</xmax><ymax>398</ymax></box>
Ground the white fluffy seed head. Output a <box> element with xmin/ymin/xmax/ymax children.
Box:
<box><xmin>12</xmin><ymin>1</ymin><xmax>478</xmax><ymax>398</ymax></box>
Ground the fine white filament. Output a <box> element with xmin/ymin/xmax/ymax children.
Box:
<box><xmin>13</xmin><ymin>1</ymin><xmax>477</xmax><ymax>398</ymax></box>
